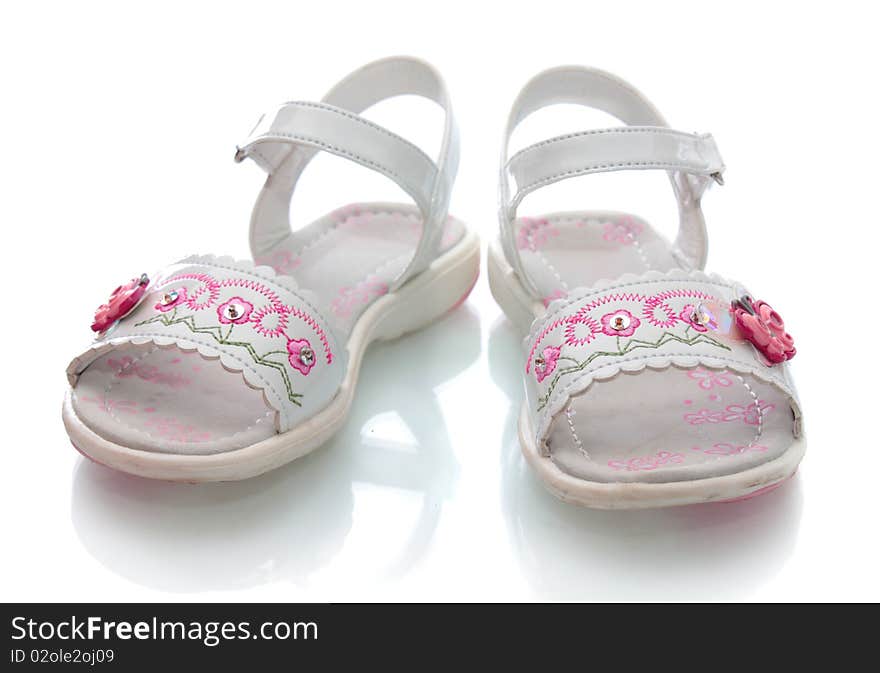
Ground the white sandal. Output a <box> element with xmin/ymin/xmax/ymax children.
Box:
<box><xmin>488</xmin><ymin>66</ymin><xmax>804</xmax><ymax>509</ymax></box>
<box><xmin>63</xmin><ymin>57</ymin><xmax>479</xmax><ymax>482</ymax></box>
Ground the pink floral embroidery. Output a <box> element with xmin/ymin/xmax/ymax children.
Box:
<box><xmin>155</xmin><ymin>287</ymin><xmax>187</xmax><ymax>312</ymax></box>
<box><xmin>331</xmin><ymin>277</ymin><xmax>389</xmax><ymax>318</ymax></box>
<box><xmin>287</xmin><ymin>338</ymin><xmax>316</xmax><ymax>376</ymax></box>
<box><xmin>217</xmin><ymin>297</ymin><xmax>254</xmax><ymax>325</ymax></box>
<box><xmin>608</xmin><ymin>450</ymin><xmax>684</xmax><ymax>472</ymax></box>
<box><xmin>733</xmin><ymin>297</ymin><xmax>796</xmax><ymax>364</ymax></box>
<box><xmin>684</xmin><ymin>401</ymin><xmax>775</xmax><ymax>426</ymax></box>
<box><xmin>642</xmin><ymin>298</ymin><xmax>679</xmax><ymax>328</ymax></box>
<box><xmin>687</xmin><ymin>367</ymin><xmax>733</xmax><ymax>390</ymax></box>
<box><xmin>249</xmin><ymin>305</ymin><xmax>289</xmax><ymax>338</ymax></box>
<box><xmin>516</xmin><ymin>218</ymin><xmax>559</xmax><ymax>250</ymax></box>
<box><xmin>534</xmin><ymin>346</ymin><xmax>561</xmax><ymax>383</ymax></box>
<box><xmin>91</xmin><ymin>274</ymin><xmax>149</xmax><ymax>333</ymax></box>
<box><xmin>563</xmin><ymin>313</ymin><xmax>601</xmax><ymax>347</ymax></box>
<box><xmin>696</xmin><ymin>443</ymin><xmax>768</xmax><ymax>456</ymax></box>
<box><xmin>178</xmin><ymin>273</ymin><xmax>221</xmax><ymax>310</ymax></box>
<box><xmin>727</xmin><ymin>401</ymin><xmax>776</xmax><ymax>426</ymax></box>
<box><xmin>680</xmin><ymin>303</ymin><xmax>717</xmax><ymax>332</ymax></box>
<box><xmin>600</xmin><ymin>309</ymin><xmax>640</xmax><ymax>337</ymax></box>
<box><xmin>602</xmin><ymin>217</ymin><xmax>643</xmax><ymax>244</ymax></box>
<box><xmin>160</xmin><ymin>271</ymin><xmax>335</xmax><ymax>365</ymax></box>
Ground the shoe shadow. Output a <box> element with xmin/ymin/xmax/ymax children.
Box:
<box><xmin>70</xmin><ymin>305</ymin><xmax>481</xmax><ymax>593</ymax></box>
<box><xmin>489</xmin><ymin>317</ymin><xmax>804</xmax><ymax>601</ymax></box>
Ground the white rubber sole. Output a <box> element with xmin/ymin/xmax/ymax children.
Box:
<box><xmin>63</xmin><ymin>229</ymin><xmax>481</xmax><ymax>482</ymax></box>
<box><xmin>488</xmin><ymin>240</ymin><xmax>806</xmax><ymax>509</ymax></box>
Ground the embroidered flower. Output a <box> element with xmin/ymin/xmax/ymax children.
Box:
<box><xmin>250</xmin><ymin>305</ymin><xmax>289</xmax><ymax>338</ymax></box>
<box><xmin>217</xmin><ymin>297</ymin><xmax>253</xmax><ymax>325</ymax></box>
<box><xmin>533</xmin><ymin>346</ymin><xmax>561</xmax><ymax>383</ymax></box>
<box><xmin>91</xmin><ymin>274</ymin><xmax>150</xmax><ymax>333</ymax></box>
<box><xmin>726</xmin><ymin>401</ymin><xmax>775</xmax><ymax>426</ymax></box>
<box><xmin>608</xmin><ymin>450</ymin><xmax>684</xmax><ymax>471</ymax></box>
<box><xmin>287</xmin><ymin>338</ymin><xmax>316</xmax><ymax>376</ymax></box>
<box><xmin>180</xmin><ymin>274</ymin><xmax>221</xmax><ymax>310</ymax></box>
<box><xmin>155</xmin><ymin>287</ymin><xmax>187</xmax><ymax>312</ymax></box>
<box><xmin>687</xmin><ymin>367</ymin><xmax>733</xmax><ymax>390</ymax></box>
<box><xmin>600</xmin><ymin>309</ymin><xmax>640</xmax><ymax>337</ymax></box>
<box><xmin>602</xmin><ymin>217</ymin><xmax>643</xmax><ymax>244</ymax></box>
<box><xmin>680</xmin><ymin>303</ymin><xmax>717</xmax><ymax>332</ymax></box>
<box><xmin>563</xmin><ymin>313</ymin><xmax>601</xmax><ymax>346</ymax></box>
<box><xmin>733</xmin><ymin>297</ymin><xmax>795</xmax><ymax>364</ymax></box>
<box><xmin>642</xmin><ymin>297</ymin><xmax>679</xmax><ymax>328</ymax></box>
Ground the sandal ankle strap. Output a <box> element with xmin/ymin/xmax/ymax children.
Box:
<box><xmin>499</xmin><ymin>66</ymin><xmax>724</xmax><ymax>298</ymax></box>
<box><xmin>236</xmin><ymin>56</ymin><xmax>459</xmax><ymax>292</ymax></box>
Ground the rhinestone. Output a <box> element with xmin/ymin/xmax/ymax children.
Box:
<box><xmin>611</xmin><ymin>314</ymin><xmax>631</xmax><ymax>331</ymax></box>
<box><xmin>534</xmin><ymin>355</ymin><xmax>545</xmax><ymax>371</ymax></box>
<box><xmin>299</xmin><ymin>347</ymin><xmax>315</xmax><ymax>366</ymax></box>
<box><xmin>160</xmin><ymin>290</ymin><xmax>179</xmax><ymax>306</ymax></box>
<box><xmin>223</xmin><ymin>304</ymin><xmax>242</xmax><ymax>320</ymax></box>
<box><xmin>691</xmin><ymin>303</ymin><xmax>713</xmax><ymax>326</ymax></box>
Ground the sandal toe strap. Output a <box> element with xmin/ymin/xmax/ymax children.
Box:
<box><xmin>67</xmin><ymin>255</ymin><xmax>344</xmax><ymax>433</ymax></box>
<box><xmin>524</xmin><ymin>270</ymin><xmax>802</xmax><ymax>451</ymax></box>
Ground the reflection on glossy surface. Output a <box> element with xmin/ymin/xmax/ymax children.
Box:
<box><xmin>71</xmin><ymin>307</ymin><xmax>480</xmax><ymax>593</ymax></box>
<box><xmin>489</xmin><ymin>318</ymin><xmax>804</xmax><ymax>601</ymax></box>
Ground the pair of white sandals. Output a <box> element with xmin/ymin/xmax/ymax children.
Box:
<box><xmin>63</xmin><ymin>57</ymin><xmax>804</xmax><ymax>509</ymax></box>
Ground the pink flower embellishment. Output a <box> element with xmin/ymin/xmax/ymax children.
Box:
<box><xmin>155</xmin><ymin>287</ymin><xmax>187</xmax><ymax>312</ymax></box>
<box><xmin>600</xmin><ymin>309</ymin><xmax>640</xmax><ymax>337</ymax></box>
<box><xmin>733</xmin><ymin>297</ymin><xmax>795</xmax><ymax>364</ymax></box>
<box><xmin>217</xmin><ymin>297</ymin><xmax>253</xmax><ymax>324</ymax></box>
<box><xmin>687</xmin><ymin>367</ymin><xmax>733</xmax><ymax>390</ymax></box>
<box><xmin>287</xmin><ymin>338</ymin><xmax>316</xmax><ymax>376</ymax></box>
<box><xmin>680</xmin><ymin>303</ymin><xmax>717</xmax><ymax>332</ymax></box>
<box><xmin>534</xmin><ymin>346</ymin><xmax>561</xmax><ymax>383</ymax></box>
<box><xmin>91</xmin><ymin>274</ymin><xmax>149</xmax><ymax>333</ymax></box>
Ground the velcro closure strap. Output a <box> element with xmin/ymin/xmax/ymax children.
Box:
<box><xmin>524</xmin><ymin>271</ymin><xmax>801</xmax><ymax>448</ymax></box>
<box><xmin>67</xmin><ymin>256</ymin><xmax>344</xmax><ymax>433</ymax></box>
<box><xmin>507</xmin><ymin>127</ymin><xmax>724</xmax><ymax>210</ymax></box>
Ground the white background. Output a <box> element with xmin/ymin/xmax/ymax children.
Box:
<box><xmin>1</xmin><ymin>1</ymin><xmax>878</xmax><ymax>601</ymax></box>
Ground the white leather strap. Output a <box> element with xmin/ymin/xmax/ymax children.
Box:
<box><xmin>507</xmin><ymin>128</ymin><xmax>724</xmax><ymax>210</ymax></box>
<box><xmin>237</xmin><ymin>56</ymin><xmax>459</xmax><ymax>291</ymax></box>
<box><xmin>499</xmin><ymin>66</ymin><xmax>724</xmax><ymax>298</ymax></box>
